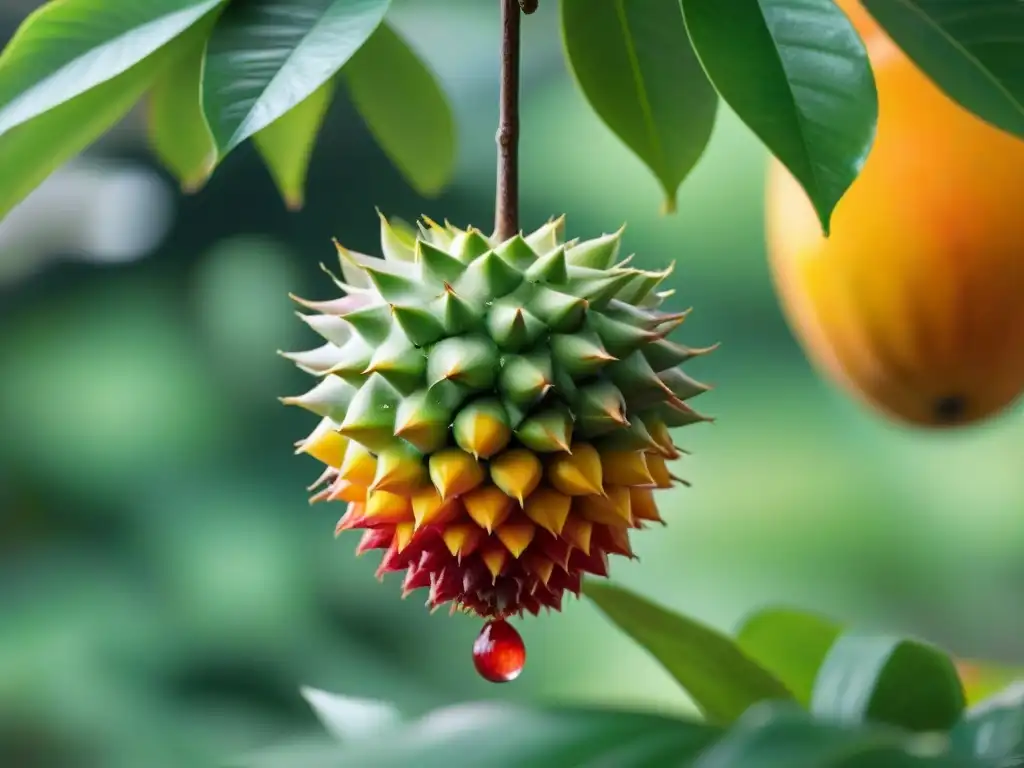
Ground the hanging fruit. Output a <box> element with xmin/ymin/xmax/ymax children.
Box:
<box><xmin>281</xmin><ymin>214</ymin><xmax>714</xmax><ymax>644</ymax></box>
<box><xmin>276</xmin><ymin>0</ymin><xmax>719</xmax><ymax>682</ymax></box>
<box><xmin>766</xmin><ymin>0</ymin><xmax>1024</xmax><ymax>428</ymax></box>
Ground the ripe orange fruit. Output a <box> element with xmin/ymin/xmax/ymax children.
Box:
<box><xmin>766</xmin><ymin>0</ymin><xmax>1024</xmax><ymax>427</ymax></box>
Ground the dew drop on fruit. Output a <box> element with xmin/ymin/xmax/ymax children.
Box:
<box><xmin>472</xmin><ymin>619</ymin><xmax>525</xmax><ymax>683</ymax></box>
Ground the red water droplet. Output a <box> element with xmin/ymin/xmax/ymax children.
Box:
<box><xmin>473</xmin><ymin>619</ymin><xmax>525</xmax><ymax>683</ymax></box>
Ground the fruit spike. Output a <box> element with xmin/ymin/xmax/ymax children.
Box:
<box><xmin>284</xmin><ymin>213</ymin><xmax>714</xmax><ymax>622</ymax></box>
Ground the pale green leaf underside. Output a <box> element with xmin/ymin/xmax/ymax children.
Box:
<box><xmin>202</xmin><ymin>0</ymin><xmax>390</xmax><ymax>154</ymax></box>
<box><xmin>0</xmin><ymin>13</ymin><xmax>211</xmax><ymax>223</ymax></box>
<box><xmin>300</xmin><ymin>686</ymin><xmax>401</xmax><ymax>743</ymax></box>
<box><xmin>0</xmin><ymin>0</ymin><xmax>224</xmax><ymax>138</ymax></box>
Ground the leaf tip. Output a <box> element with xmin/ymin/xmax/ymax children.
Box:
<box><xmin>285</xmin><ymin>192</ymin><xmax>305</xmax><ymax>212</ymax></box>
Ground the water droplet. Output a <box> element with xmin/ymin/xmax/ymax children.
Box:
<box><xmin>472</xmin><ymin>619</ymin><xmax>525</xmax><ymax>683</ymax></box>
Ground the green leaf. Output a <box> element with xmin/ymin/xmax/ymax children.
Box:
<box><xmin>584</xmin><ymin>582</ymin><xmax>794</xmax><ymax>724</ymax></box>
<box><xmin>300</xmin><ymin>687</ymin><xmax>401</xmax><ymax>743</ymax></box>
<box><xmin>861</xmin><ymin>0</ymin><xmax>1024</xmax><ymax>139</ymax></box>
<box><xmin>0</xmin><ymin>0</ymin><xmax>225</xmax><ymax>138</ymax></box>
<box><xmin>680</xmin><ymin>0</ymin><xmax>878</xmax><ymax>234</ymax></box>
<box><xmin>253</xmin><ymin>80</ymin><xmax>336</xmax><ymax>210</ymax></box>
<box><xmin>146</xmin><ymin>12</ymin><xmax>221</xmax><ymax>192</ymax></box>
<box><xmin>343</xmin><ymin>24</ymin><xmax>456</xmax><ymax>197</ymax></box>
<box><xmin>306</xmin><ymin>702</ymin><xmax>721</xmax><ymax>767</ymax></box>
<box><xmin>736</xmin><ymin>607</ymin><xmax>843</xmax><ymax>707</ymax></box>
<box><xmin>811</xmin><ymin>632</ymin><xmax>966</xmax><ymax>733</ymax></box>
<box><xmin>560</xmin><ymin>0</ymin><xmax>719</xmax><ymax>213</ymax></box>
<box><xmin>202</xmin><ymin>0</ymin><xmax>390</xmax><ymax>155</ymax></box>
<box><xmin>0</xmin><ymin>13</ymin><xmax>209</xmax><ymax>223</ymax></box>
<box><xmin>693</xmin><ymin>701</ymin><xmax>966</xmax><ymax>768</ymax></box>
<box><xmin>951</xmin><ymin>682</ymin><xmax>1024</xmax><ymax>764</ymax></box>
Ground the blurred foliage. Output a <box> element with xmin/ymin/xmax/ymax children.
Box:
<box><xmin>2</xmin><ymin>2</ymin><xmax>1024</xmax><ymax>767</ymax></box>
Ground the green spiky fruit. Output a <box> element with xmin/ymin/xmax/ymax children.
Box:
<box><xmin>282</xmin><ymin>214</ymin><xmax>715</xmax><ymax>618</ymax></box>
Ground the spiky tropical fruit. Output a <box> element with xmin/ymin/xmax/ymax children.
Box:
<box><xmin>767</xmin><ymin>0</ymin><xmax>1024</xmax><ymax>428</ymax></box>
<box><xmin>282</xmin><ymin>214</ymin><xmax>713</xmax><ymax>620</ymax></box>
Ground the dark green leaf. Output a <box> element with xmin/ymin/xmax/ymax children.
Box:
<box><xmin>343</xmin><ymin>24</ymin><xmax>456</xmax><ymax>197</ymax></box>
<box><xmin>0</xmin><ymin>13</ymin><xmax>209</xmax><ymax>222</ymax></box>
<box><xmin>680</xmin><ymin>0</ymin><xmax>878</xmax><ymax>234</ymax></box>
<box><xmin>560</xmin><ymin>0</ymin><xmax>719</xmax><ymax>213</ymax></box>
<box><xmin>253</xmin><ymin>80</ymin><xmax>336</xmax><ymax>210</ymax></box>
<box><xmin>736</xmin><ymin>606</ymin><xmax>843</xmax><ymax>707</ymax></box>
<box><xmin>202</xmin><ymin>0</ymin><xmax>390</xmax><ymax>155</ymax></box>
<box><xmin>950</xmin><ymin>682</ymin><xmax>1024</xmax><ymax>764</ymax></box>
<box><xmin>0</xmin><ymin>0</ymin><xmax>225</xmax><ymax>137</ymax></box>
<box><xmin>811</xmin><ymin>632</ymin><xmax>966</xmax><ymax>733</ymax></box>
<box><xmin>692</xmin><ymin>701</ymin><xmax>957</xmax><ymax>768</ymax></box>
<box><xmin>584</xmin><ymin>582</ymin><xmax>794</xmax><ymax>724</ymax></box>
<box><xmin>146</xmin><ymin>12</ymin><xmax>221</xmax><ymax>192</ymax></box>
<box><xmin>309</xmin><ymin>702</ymin><xmax>721</xmax><ymax>768</ymax></box>
<box><xmin>861</xmin><ymin>0</ymin><xmax>1024</xmax><ymax>139</ymax></box>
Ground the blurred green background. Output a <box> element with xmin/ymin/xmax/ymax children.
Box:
<box><xmin>3</xmin><ymin>2</ymin><xmax>1024</xmax><ymax>766</ymax></box>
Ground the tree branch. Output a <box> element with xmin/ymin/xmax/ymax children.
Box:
<box><xmin>493</xmin><ymin>0</ymin><xmax>526</xmax><ymax>242</ymax></box>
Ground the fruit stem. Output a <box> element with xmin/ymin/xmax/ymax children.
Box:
<box><xmin>494</xmin><ymin>0</ymin><xmax>535</xmax><ymax>242</ymax></box>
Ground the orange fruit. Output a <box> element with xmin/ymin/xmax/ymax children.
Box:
<box><xmin>766</xmin><ymin>0</ymin><xmax>1024</xmax><ymax>427</ymax></box>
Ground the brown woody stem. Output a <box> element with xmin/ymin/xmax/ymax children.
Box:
<box><xmin>493</xmin><ymin>0</ymin><xmax>529</xmax><ymax>242</ymax></box>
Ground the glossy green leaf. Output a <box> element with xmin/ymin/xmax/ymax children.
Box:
<box><xmin>680</xmin><ymin>0</ymin><xmax>878</xmax><ymax>234</ymax></box>
<box><xmin>303</xmin><ymin>702</ymin><xmax>720</xmax><ymax>767</ymax></box>
<box><xmin>560</xmin><ymin>0</ymin><xmax>719</xmax><ymax>213</ymax></box>
<box><xmin>736</xmin><ymin>606</ymin><xmax>843</xmax><ymax>707</ymax></box>
<box><xmin>253</xmin><ymin>80</ymin><xmax>336</xmax><ymax>210</ymax></box>
<box><xmin>811</xmin><ymin>632</ymin><xmax>966</xmax><ymax>733</ymax></box>
<box><xmin>861</xmin><ymin>0</ymin><xmax>1024</xmax><ymax>139</ymax></box>
<box><xmin>694</xmin><ymin>701</ymin><xmax>967</xmax><ymax>768</ymax></box>
<box><xmin>343</xmin><ymin>24</ymin><xmax>456</xmax><ymax>197</ymax></box>
<box><xmin>202</xmin><ymin>0</ymin><xmax>390</xmax><ymax>155</ymax></box>
<box><xmin>146</xmin><ymin>12</ymin><xmax>220</xmax><ymax>192</ymax></box>
<box><xmin>951</xmin><ymin>682</ymin><xmax>1024</xmax><ymax>764</ymax></box>
<box><xmin>0</xmin><ymin>0</ymin><xmax>225</xmax><ymax>138</ymax></box>
<box><xmin>0</xmin><ymin>15</ymin><xmax>209</xmax><ymax>223</ymax></box>
<box><xmin>585</xmin><ymin>582</ymin><xmax>794</xmax><ymax>723</ymax></box>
